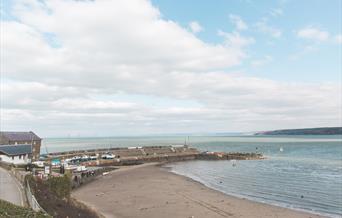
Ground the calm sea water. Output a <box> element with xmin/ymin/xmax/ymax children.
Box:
<box><xmin>43</xmin><ymin>135</ymin><xmax>342</xmax><ymax>217</ymax></box>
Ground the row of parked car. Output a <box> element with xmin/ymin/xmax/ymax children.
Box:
<box><xmin>30</xmin><ymin>152</ymin><xmax>117</xmax><ymax>169</ymax></box>
<box><xmin>65</xmin><ymin>152</ymin><xmax>116</xmax><ymax>163</ymax></box>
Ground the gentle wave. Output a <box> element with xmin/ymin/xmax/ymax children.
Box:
<box><xmin>167</xmin><ymin>159</ymin><xmax>342</xmax><ymax>218</ymax></box>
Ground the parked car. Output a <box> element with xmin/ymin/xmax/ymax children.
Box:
<box><xmin>90</xmin><ymin>155</ymin><xmax>97</xmax><ymax>160</ymax></box>
<box><xmin>101</xmin><ymin>153</ymin><xmax>115</xmax><ymax>159</ymax></box>
<box><xmin>81</xmin><ymin>155</ymin><xmax>90</xmax><ymax>161</ymax></box>
<box><xmin>76</xmin><ymin>165</ymin><xmax>87</xmax><ymax>172</ymax></box>
<box><xmin>71</xmin><ymin>156</ymin><xmax>81</xmax><ymax>163</ymax></box>
<box><xmin>32</xmin><ymin>161</ymin><xmax>45</xmax><ymax>168</ymax></box>
<box><xmin>64</xmin><ymin>158</ymin><xmax>72</xmax><ymax>163</ymax></box>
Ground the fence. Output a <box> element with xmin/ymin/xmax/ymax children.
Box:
<box><xmin>25</xmin><ymin>180</ymin><xmax>46</xmax><ymax>213</ymax></box>
<box><xmin>11</xmin><ymin>169</ymin><xmax>28</xmax><ymax>184</ymax></box>
<box><xmin>0</xmin><ymin>165</ymin><xmax>48</xmax><ymax>214</ymax></box>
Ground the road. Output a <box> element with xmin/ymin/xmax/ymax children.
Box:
<box><xmin>0</xmin><ymin>167</ymin><xmax>24</xmax><ymax>206</ymax></box>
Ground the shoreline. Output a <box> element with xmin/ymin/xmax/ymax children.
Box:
<box><xmin>72</xmin><ymin>163</ymin><xmax>326</xmax><ymax>218</ymax></box>
<box><xmin>162</xmin><ymin>164</ymin><xmax>332</xmax><ymax>218</ymax></box>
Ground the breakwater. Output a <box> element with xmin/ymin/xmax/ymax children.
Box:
<box><xmin>197</xmin><ymin>151</ymin><xmax>263</xmax><ymax>160</ymax></box>
<box><xmin>46</xmin><ymin>145</ymin><xmax>263</xmax><ymax>166</ymax></box>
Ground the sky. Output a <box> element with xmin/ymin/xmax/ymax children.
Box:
<box><xmin>0</xmin><ymin>0</ymin><xmax>341</xmax><ymax>137</ymax></box>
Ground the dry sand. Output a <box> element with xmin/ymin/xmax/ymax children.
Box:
<box><xmin>72</xmin><ymin>163</ymin><xmax>324</xmax><ymax>218</ymax></box>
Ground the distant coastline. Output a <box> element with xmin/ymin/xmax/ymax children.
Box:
<box><xmin>255</xmin><ymin>127</ymin><xmax>342</xmax><ymax>135</ymax></box>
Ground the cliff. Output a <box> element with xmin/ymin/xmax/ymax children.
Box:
<box><xmin>255</xmin><ymin>127</ymin><xmax>342</xmax><ymax>135</ymax></box>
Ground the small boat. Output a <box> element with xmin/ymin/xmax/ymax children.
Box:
<box><xmin>279</xmin><ymin>146</ymin><xmax>284</xmax><ymax>152</ymax></box>
<box><xmin>231</xmin><ymin>159</ymin><xmax>237</xmax><ymax>167</ymax></box>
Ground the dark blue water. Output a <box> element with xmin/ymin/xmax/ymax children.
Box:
<box><xmin>43</xmin><ymin>135</ymin><xmax>342</xmax><ymax>217</ymax></box>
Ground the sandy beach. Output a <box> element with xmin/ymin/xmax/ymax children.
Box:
<box><xmin>72</xmin><ymin>163</ymin><xmax>324</xmax><ymax>218</ymax></box>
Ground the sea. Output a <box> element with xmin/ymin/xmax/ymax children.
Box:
<box><xmin>43</xmin><ymin>135</ymin><xmax>342</xmax><ymax>217</ymax></box>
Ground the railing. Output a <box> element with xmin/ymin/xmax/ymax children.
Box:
<box><xmin>0</xmin><ymin>166</ymin><xmax>48</xmax><ymax>214</ymax></box>
<box><xmin>25</xmin><ymin>180</ymin><xmax>46</xmax><ymax>213</ymax></box>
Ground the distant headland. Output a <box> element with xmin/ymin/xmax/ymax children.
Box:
<box><xmin>255</xmin><ymin>127</ymin><xmax>342</xmax><ymax>135</ymax></box>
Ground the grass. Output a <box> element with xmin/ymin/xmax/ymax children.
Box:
<box><xmin>0</xmin><ymin>199</ymin><xmax>51</xmax><ymax>218</ymax></box>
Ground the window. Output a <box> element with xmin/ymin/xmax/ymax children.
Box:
<box><xmin>12</xmin><ymin>156</ymin><xmax>14</xmax><ymax>160</ymax></box>
<box><xmin>19</xmin><ymin>155</ymin><xmax>22</xmax><ymax>159</ymax></box>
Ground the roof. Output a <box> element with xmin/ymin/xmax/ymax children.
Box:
<box><xmin>0</xmin><ymin>131</ymin><xmax>41</xmax><ymax>141</ymax></box>
<box><xmin>0</xmin><ymin>144</ymin><xmax>32</xmax><ymax>156</ymax></box>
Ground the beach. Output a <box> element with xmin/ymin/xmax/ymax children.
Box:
<box><xmin>72</xmin><ymin>163</ymin><xmax>324</xmax><ymax>218</ymax></box>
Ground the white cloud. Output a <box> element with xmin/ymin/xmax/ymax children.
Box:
<box><xmin>218</xmin><ymin>30</ymin><xmax>255</xmax><ymax>48</ymax></box>
<box><xmin>297</xmin><ymin>27</ymin><xmax>329</xmax><ymax>41</ymax></box>
<box><xmin>251</xmin><ymin>55</ymin><xmax>273</xmax><ymax>67</ymax></box>
<box><xmin>229</xmin><ymin>14</ymin><xmax>248</xmax><ymax>31</ymax></box>
<box><xmin>255</xmin><ymin>20</ymin><xmax>282</xmax><ymax>38</ymax></box>
<box><xmin>189</xmin><ymin>21</ymin><xmax>203</xmax><ymax>33</ymax></box>
<box><xmin>1</xmin><ymin>76</ymin><xmax>340</xmax><ymax>136</ymax></box>
<box><xmin>0</xmin><ymin>0</ymin><xmax>340</xmax><ymax>136</ymax></box>
<box><xmin>2</xmin><ymin>0</ymin><xmax>252</xmax><ymax>84</ymax></box>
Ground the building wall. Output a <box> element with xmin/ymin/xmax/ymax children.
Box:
<box><xmin>0</xmin><ymin>135</ymin><xmax>10</xmax><ymax>144</ymax></box>
<box><xmin>33</xmin><ymin>140</ymin><xmax>41</xmax><ymax>160</ymax></box>
<box><xmin>0</xmin><ymin>154</ymin><xmax>31</xmax><ymax>165</ymax></box>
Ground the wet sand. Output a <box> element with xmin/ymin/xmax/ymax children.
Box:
<box><xmin>72</xmin><ymin>163</ymin><xmax>324</xmax><ymax>218</ymax></box>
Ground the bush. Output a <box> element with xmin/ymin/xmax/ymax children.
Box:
<box><xmin>27</xmin><ymin>175</ymin><xmax>100</xmax><ymax>218</ymax></box>
<box><xmin>46</xmin><ymin>175</ymin><xmax>71</xmax><ymax>199</ymax></box>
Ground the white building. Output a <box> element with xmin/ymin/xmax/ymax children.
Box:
<box><xmin>0</xmin><ymin>144</ymin><xmax>32</xmax><ymax>165</ymax></box>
